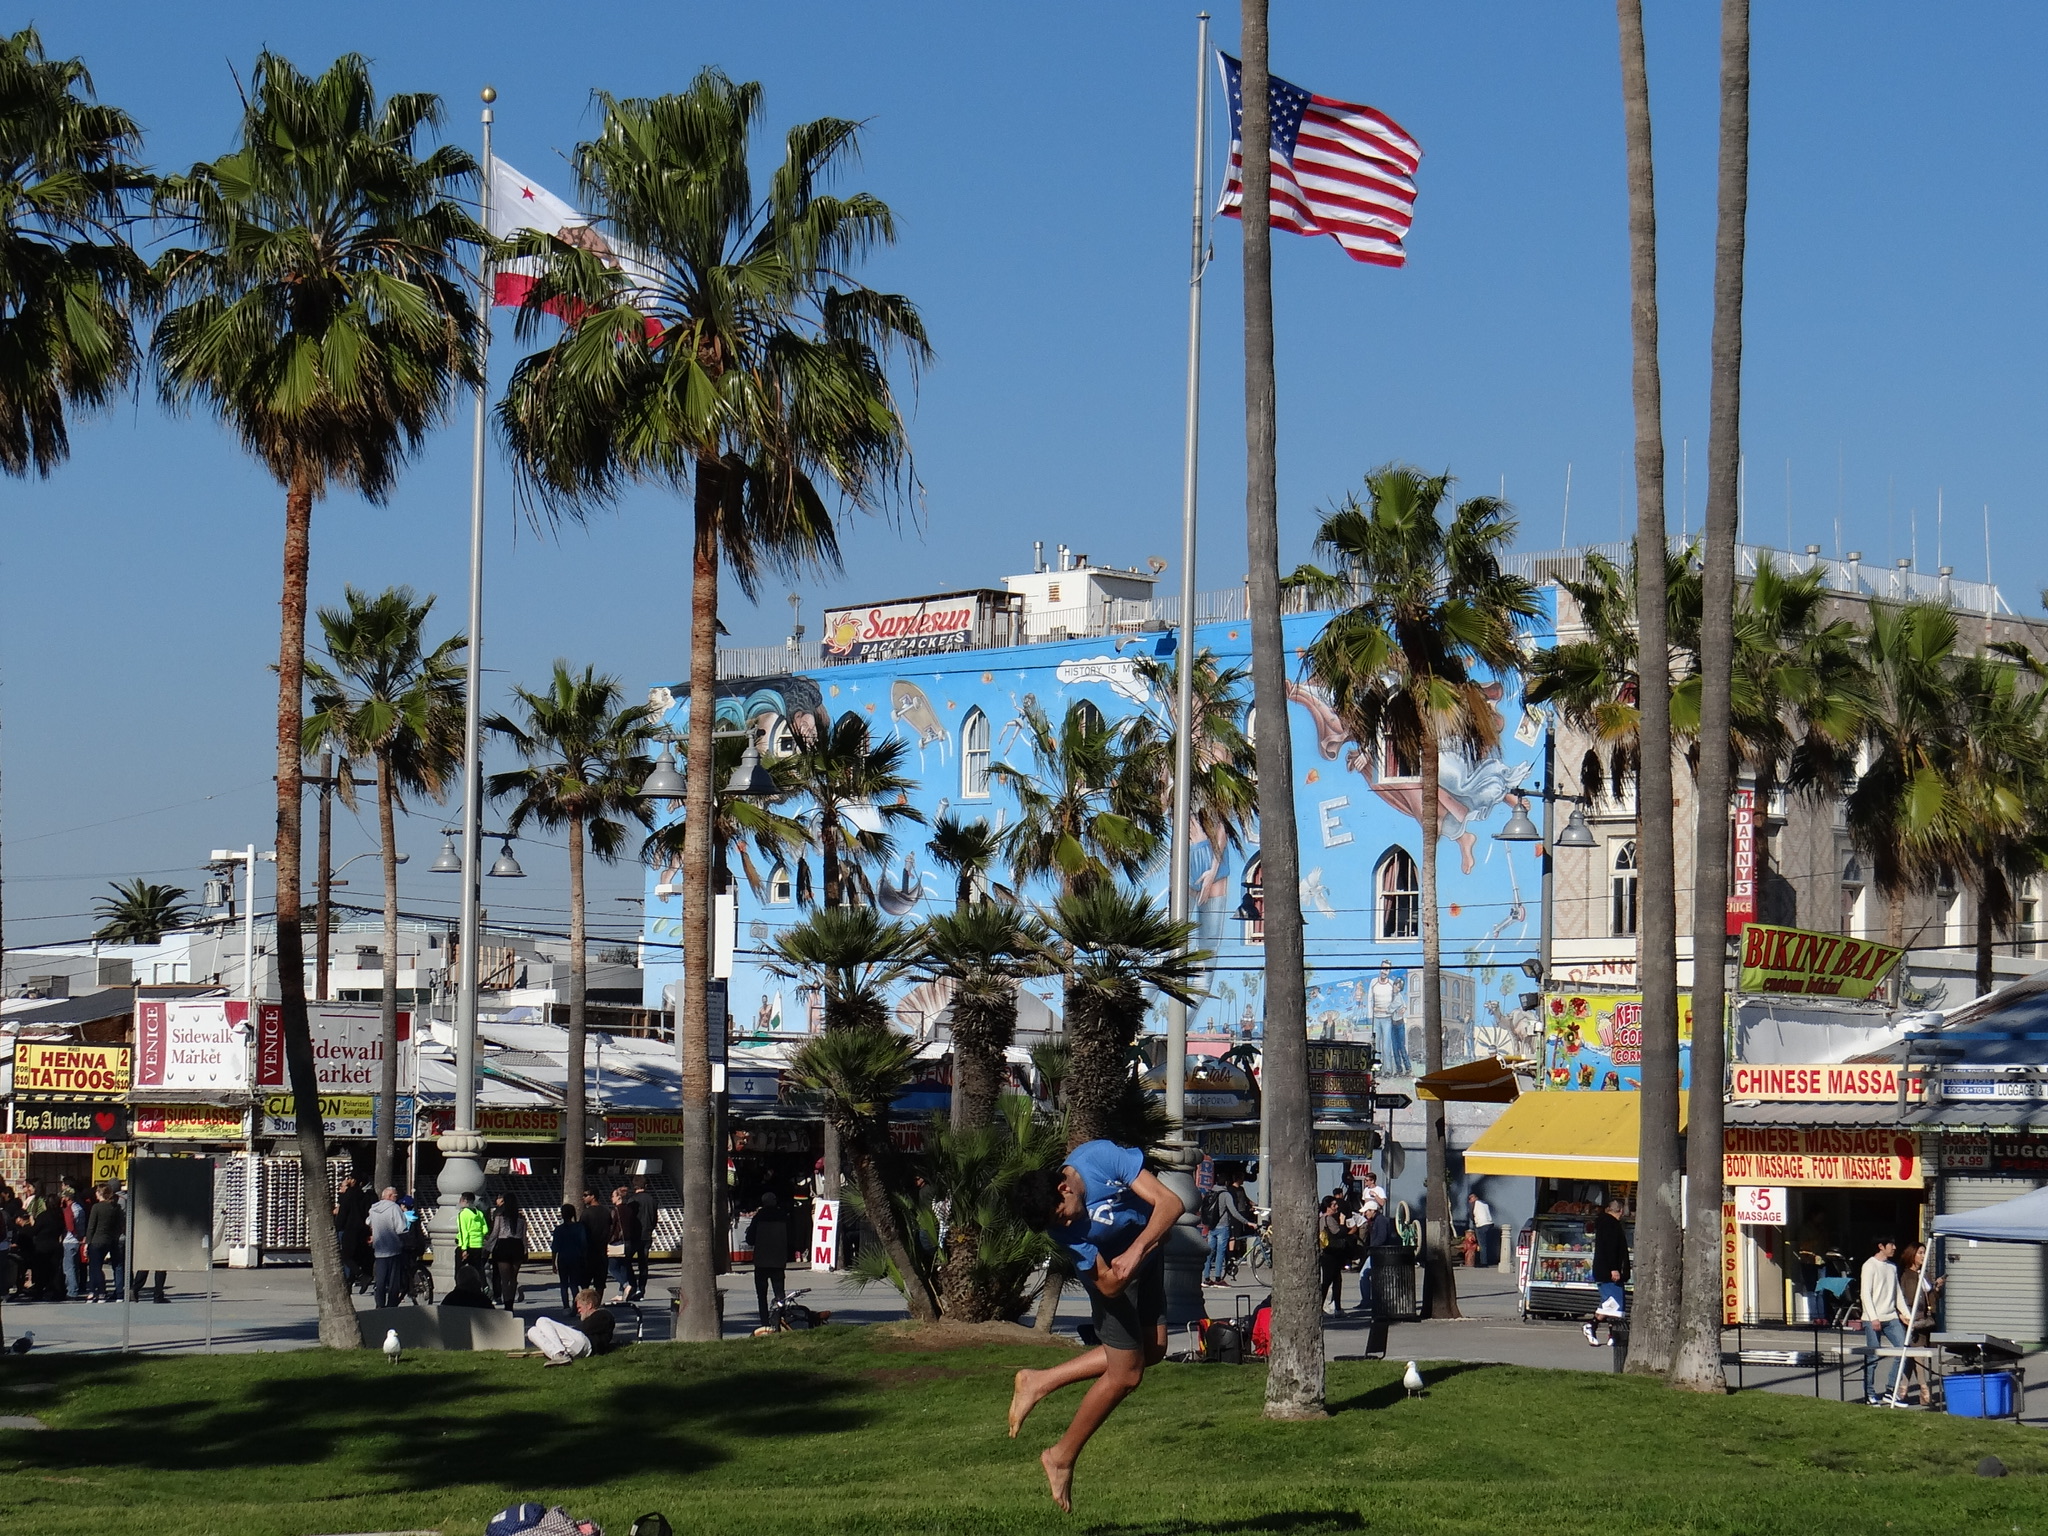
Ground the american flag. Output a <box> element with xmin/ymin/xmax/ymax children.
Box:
<box><xmin>1217</xmin><ymin>52</ymin><xmax>1421</xmax><ymax>268</ymax></box>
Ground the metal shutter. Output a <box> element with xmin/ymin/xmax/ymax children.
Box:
<box><xmin>1941</xmin><ymin>1176</ymin><xmax>2048</xmax><ymax>1347</ymax></box>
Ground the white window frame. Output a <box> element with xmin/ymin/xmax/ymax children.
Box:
<box><xmin>1376</xmin><ymin>847</ymin><xmax>1421</xmax><ymax>941</ymax></box>
<box><xmin>961</xmin><ymin>707</ymin><xmax>990</xmax><ymax>799</ymax></box>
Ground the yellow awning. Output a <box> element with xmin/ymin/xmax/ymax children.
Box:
<box><xmin>1463</xmin><ymin>1091</ymin><xmax>1686</xmax><ymax>1181</ymax></box>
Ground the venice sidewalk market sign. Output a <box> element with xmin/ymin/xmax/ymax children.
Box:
<box><xmin>1737</xmin><ymin>922</ymin><xmax>1903</xmax><ymax>999</ymax></box>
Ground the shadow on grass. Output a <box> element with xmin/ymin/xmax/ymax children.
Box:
<box><xmin>1083</xmin><ymin>1511</ymin><xmax>1366</xmax><ymax>1535</ymax></box>
<box><xmin>1326</xmin><ymin>1359</ymin><xmax>1496</xmax><ymax>1414</ymax></box>
<box><xmin>0</xmin><ymin>1355</ymin><xmax>871</xmax><ymax>1492</ymax></box>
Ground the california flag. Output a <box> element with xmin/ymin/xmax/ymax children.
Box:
<box><xmin>487</xmin><ymin>158</ymin><xmax>661</xmax><ymax>317</ymax></box>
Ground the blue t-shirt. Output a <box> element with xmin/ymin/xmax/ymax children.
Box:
<box><xmin>1047</xmin><ymin>1140</ymin><xmax>1149</xmax><ymax>1273</ymax></box>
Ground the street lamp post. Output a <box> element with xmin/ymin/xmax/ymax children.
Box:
<box><xmin>1492</xmin><ymin>731</ymin><xmax>1597</xmax><ymax>991</ymax></box>
<box><xmin>209</xmin><ymin>846</ymin><xmax>278</xmax><ymax>1003</ymax></box>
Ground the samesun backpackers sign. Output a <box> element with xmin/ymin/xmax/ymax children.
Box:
<box><xmin>1736</xmin><ymin>922</ymin><xmax>1903</xmax><ymax>999</ymax></box>
<box><xmin>820</xmin><ymin>595</ymin><xmax>979</xmax><ymax>662</ymax></box>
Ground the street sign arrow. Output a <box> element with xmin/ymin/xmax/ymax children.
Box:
<box><xmin>1372</xmin><ymin>1093</ymin><xmax>1412</xmax><ymax>1110</ymax></box>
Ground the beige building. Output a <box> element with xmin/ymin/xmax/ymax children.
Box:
<box><xmin>1529</xmin><ymin>539</ymin><xmax>2048</xmax><ymax>1010</ymax></box>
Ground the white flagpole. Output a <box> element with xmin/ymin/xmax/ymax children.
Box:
<box><xmin>435</xmin><ymin>85</ymin><xmax>494</xmax><ymax>1289</ymax></box>
<box><xmin>1165</xmin><ymin>13</ymin><xmax>1211</xmax><ymax>1144</ymax></box>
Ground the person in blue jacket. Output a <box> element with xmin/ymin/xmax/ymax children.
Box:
<box><xmin>1009</xmin><ymin>1138</ymin><xmax>1184</xmax><ymax>1513</ymax></box>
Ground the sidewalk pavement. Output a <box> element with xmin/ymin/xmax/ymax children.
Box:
<box><xmin>5</xmin><ymin>1259</ymin><xmax>2040</xmax><ymax>1428</ymax></box>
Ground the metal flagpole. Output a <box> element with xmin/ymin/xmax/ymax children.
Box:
<box><xmin>432</xmin><ymin>85</ymin><xmax>496</xmax><ymax>1294</ymax></box>
<box><xmin>1160</xmin><ymin>10</ymin><xmax>1212</xmax><ymax>1329</ymax></box>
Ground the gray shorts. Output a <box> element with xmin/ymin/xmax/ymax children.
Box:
<box><xmin>1083</xmin><ymin>1251</ymin><xmax>1165</xmax><ymax>1353</ymax></box>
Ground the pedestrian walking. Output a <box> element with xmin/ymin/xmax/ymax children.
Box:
<box><xmin>1860</xmin><ymin>1236</ymin><xmax>1909</xmax><ymax>1404</ymax></box>
<box><xmin>1466</xmin><ymin>1191</ymin><xmax>1497</xmax><ymax>1268</ymax></box>
<box><xmin>398</xmin><ymin>1195</ymin><xmax>427</xmax><ymax>1301</ymax></box>
<box><xmin>550</xmin><ymin>1204</ymin><xmax>590</xmax><ymax>1312</ymax></box>
<box><xmin>606</xmin><ymin>1187</ymin><xmax>639</xmax><ymax>1305</ymax></box>
<box><xmin>59</xmin><ymin>1182</ymin><xmax>86</xmax><ymax>1299</ymax></box>
<box><xmin>333</xmin><ymin>1174</ymin><xmax>371</xmax><ymax>1293</ymax></box>
<box><xmin>84</xmin><ymin>1182</ymin><xmax>125</xmax><ymax>1302</ymax></box>
<box><xmin>366</xmin><ymin>1186</ymin><xmax>409</xmax><ymax>1309</ymax></box>
<box><xmin>627</xmin><ymin>1179</ymin><xmax>658</xmax><ymax>1301</ymax></box>
<box><xmin>30</xmin><ymin>1197</ymin><xmax>63</xmax><ymax>1300</ymax></box>
<box><xmin>1318</xmin><ymin>1195</ymin><xmax>1353</xmax><ymax>1313</ymax></box>
<box><xmin>745</xmin><ymin>1192</ymin><xmax>790</xmax><ymax>1327</ymax></box>
<box><xmin>456</xmin><ymin>1191</ymin><xmax>488</xmax><ymax>1275</ymax></box>
<box><xmin>1582</xmin><ymin>1198</ymin><xmax>1629</xmax><ymax>1346</ymax></box>
<box><xmin>1202</xmin><ymin>1175</ymin><xmax>1257</xmax><ymax>1287</ymax></box>
<box><xmin>579</xmin><ymin>1190</ymin><xmax>611</xmax><ymax>1294</ymax></box>
<box><xmin>488</xmin><ymin>1194</ymin><xmax>527</xmax><ymax>1309</ymax></box>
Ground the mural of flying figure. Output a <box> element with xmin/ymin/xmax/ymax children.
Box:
<box><xmin>1286</xmin><ymin>679</ymin><xmax>1533</xmax><ymax>875</ymax></box>
<box><xmin>890</xmin><ymin>679</ymin><xmax>950</xmax><ymax>756</ymax></box>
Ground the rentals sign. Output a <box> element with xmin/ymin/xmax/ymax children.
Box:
<box><xmin>1736</xmin><ymin>923</ymin><xmax>1903</xmax><ymax>999</ymax></box>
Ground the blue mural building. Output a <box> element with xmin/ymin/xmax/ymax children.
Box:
<box><xmin>643</xmin><ymin>585</ymin><xmax>1559</xmax><ymax>1081</ymax></box>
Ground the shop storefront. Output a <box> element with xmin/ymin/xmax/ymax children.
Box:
<box><xmin>11</xmin><ymin>1041</ymin><xmax>132</xmax><ymax>1192</ymax></box>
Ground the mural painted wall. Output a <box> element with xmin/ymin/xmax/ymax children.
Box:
<box><xmin>644</xmin><ymin>599</ymin><xmax>1557</xmax><ymax>1077</ymax></box>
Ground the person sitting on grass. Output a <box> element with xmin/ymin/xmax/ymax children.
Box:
<box><xmin>525</xmin><ymin>1286</ymin><xmax>616</xmax><ymax>1367</ymax></box>
<box><xmin>1008</xmin><ymin>1139</ymin><xmax>1184</xmax><ymax>1513</ymax></box>
<box><xmin>442</xmin><ymin>1265</ymin><xmax>494</xmax><ymax>1309</ymax></box>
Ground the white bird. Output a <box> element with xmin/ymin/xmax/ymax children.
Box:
<box><xmin>1402</xmin><ymin>1361</ymin><xmax>1424</xmax><ymax>1398</ymax></box>
<box><xmin>382</xmin><ymin>1328</ymin><xmax>403</xmax><ymax>1365</ymax></box>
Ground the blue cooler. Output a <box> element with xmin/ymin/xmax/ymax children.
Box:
<box><xmin>1946</xmin><ymin>1372</ymin><xmax>2016</xmax><ymax>1418</ymax></box>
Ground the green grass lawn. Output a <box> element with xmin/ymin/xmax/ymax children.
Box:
<box><xmin>2</xmin><ymin>1326</ymin><xmax>2045</xmax><ymax>1536</ymax></box>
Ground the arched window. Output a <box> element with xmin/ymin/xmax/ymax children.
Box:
<box><xmin>961</xmin><ymin>708</ymin><xmax>990</xmax><ymax>798</ymax></box>
<box><xmin>1071</xmin><ymin>699</ymin><xmax>1105</xmax><ymax>736</ymax></box>
<box><xmin>1840</xmin><ymin>852</ymin><xmax>1866</xmax><ymax>938</ymax></box>
<box><xmin>768</xmin><ymin>862</ymin><xmax>793</xmax><ymax>905</ymax></box>
<box><xmin>1376</xmin><ymin>848</ymin><xmax>1420</xmax><ymax>941</ymax></box>
<box><xmin>1610</xmin><ymin>839</ymin><xmax>1639</xmax><ymax>938</ymax></box>
<box><xmin>1241</xmin><ymin>855</ymin><xmax>1264</xmax><ymax>945</ymax></box>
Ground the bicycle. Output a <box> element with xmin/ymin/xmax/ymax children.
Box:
<box><xmin>766</xmin><ymin>1288</ymin><xmax>831</xmax><ymax>1331</ymax></box>
<box><xmin>407</xmin><ymin>1244</ymin><xmax>436</xmax><ymax>1305</ymax></box>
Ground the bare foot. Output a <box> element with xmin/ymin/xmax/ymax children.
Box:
<box><xmin>1008</xmin><ymin>1368</ymin><xmax>1040</xmax><ymax>1438</ymax></box>
<box><xmin>1041</xmin><ymin>1447</ymin><xmax>1074</xmax><ymax>1513</ymax></box>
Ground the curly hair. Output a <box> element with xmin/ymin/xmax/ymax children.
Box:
<box><xmin>1013</xmin><ymin>1164</ymin><xmax>1065</xmax><ymax>1231</ymax></box>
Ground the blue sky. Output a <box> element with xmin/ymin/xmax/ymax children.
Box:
<box><xmin>8</xmin><ymin>1</ymin><xmax>2047</xmax><ymax>944</ymax></box>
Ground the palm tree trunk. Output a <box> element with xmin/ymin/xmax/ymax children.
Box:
<box><xmin>1672</xmin><ymin>0</ymin><xmax>1749</xmax><ymax>1395</ymax></box>
<box><xmin>1418</xmin><ymin>734</ymin><xmax>1461</xmax><ymax>1319</ymax></box>
<box><xmin>849</xmin><ymin>1134</ymin><xmax>938</xmax><ymax>1320</ymax></box>
<box><xmin>1239</xmin><ymin>0</ymin><xmax>1323</xmax><ymax>1421</ymax></box>
<box><xmin>677</xmin><ymin>466</ymin><xmax>723</xmax><ymax>1342</ymax></box>
<box><xmin>952</xmin><ymin>999</ymin><xmax>1013</xmax><ymax>1132</ymax></box>
<box><xmin>562</xmin><ymin>810</ymin><xmax>589</xmax><ymax>1207</ymax></box>
<box><xmin>822</xmin><ymin>806</ymin><xmax>841</xmax><ymax>909</ymax></box>
<box><xmin>1975</xmin><ymin>860</ymin><xmax>1995</xmax><ymax>997</ymax></box>
<box><xmin>373</xmin><ymin>750</ymin><xmax>400</xmax><ymax>1193</ymax></box>
<box><xmin>1618</xmin><ymin>0</ymin><xmax>1683</xmax><ymax>1377</ymax></box>
<box><xmin>276</xmin><ymin>463</ymin><xmax>354</xmax><ymax>1348</ymax></box>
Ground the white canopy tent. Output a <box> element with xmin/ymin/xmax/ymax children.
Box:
<box><xmin>1932</xmin><ymin>1185</ymin><xmax>2048</xmax><ymax>1245</ymax></box>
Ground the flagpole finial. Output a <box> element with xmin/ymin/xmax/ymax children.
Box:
<box><xmin>481</xmin><ymin>86</ymin><xmax>497</xmax><ymax>104</ymax></box>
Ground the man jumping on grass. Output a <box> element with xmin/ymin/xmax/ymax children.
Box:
<box><xmin>1010</xmin><ymin>1138</ymin><xmax>1184</xmax><ymax>1513</ymax></box>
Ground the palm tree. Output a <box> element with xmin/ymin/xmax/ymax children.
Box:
<box><xmin>1043</xmin><ymin>884</ymin><xmax>1206</xmax><ymax>1149</ymax></box>
<box><xmin>771</xmin><ymin>906</ymin><xmax>936</xmax><ymax>1320</ymax></box>
<box><xmin>917</xmin><ymin>904</ymin><xmax>1050</xmax><ymax>1130</ymax></box>
<box><xmin>783</xmin><ymin>711</ymin><xmax>926</xmax><ymax>908</ymax></box>
<box><xmin>151</xmin><ymin>52</ymin><xmax>483</xmax><ymax>1351</ymax></box>
<box><xmin>0</xmin><ymin>26</ymin><xmax>149</xmax><ymax>477</ymax></box>
<box><xmin>1831</xmin><ymin>602</ymin><xmax>1973</xmax><ymax>951</ymax></box>
<box><xmin>1674</xmin><ymin>0</ymin><xmax>1750</xmax><ymax>1395</ymax></box>
<box><xmin>302</xmin><ymin>584</ymin><xmax>464</xmax><ymax>1192</ymax></box>
<box><xmin>486</xmin><ymin>663</ymin><xmax>655</xmax><ymax>1204</ymax></box>
<box><xmin>92</xmin><ymin>879</ymin><xmax>194</xmax><ymax>943</ymax></box>
<box><xmin>495</xmin><ymin>73</ymin><xmax>927</xmax><ymax>1341</ymax></box>
<box><xmin>927</xmin><ymin>814</ymin><xmax>1004</xmax><ymax>910</ymax></box>
<box><xmin>1132</xmin><ymin>646</ymin><xmax>1260</xmax><ymax>897</ymax></box>
<box><xmin>919</xmin><ymin>1106</ymin><xmax>1063</xmax><ymax>1323</ymax></box>
<box><xmin>990</xmin><ymin>699</ymin><xmax>1165</xmax><ymax>897</ymax></box>
<box><xmin>1300</xmin><ymin>464</ymin><xmax>1540</xmax><ymax>1322</ymax></box>
<box><xmin>1613</xmin><ymin>0</ymin><xmax>1684</xmax><ymax>1378</ymax></box>
<box><xmin>0</xmin><ymin>28</ymin><xmax>151</xmax><ymax>975</ymax></box>
<box><xmin>1948</xmin><ymin>648</ymin><xmax>2047</xmax><ymax>997</ymax></box>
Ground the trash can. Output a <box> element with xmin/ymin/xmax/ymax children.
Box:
<box><xmin>1364</xmin><ymin>1244</ymin><xmax>1419</xmax><ymax>1321</ymax></box>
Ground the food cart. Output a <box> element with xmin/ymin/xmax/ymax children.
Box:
<box><xmin>1518</xmin><ymin>1212</ymin><xmax>1634</xmax><ymax>1320</ymax></box>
